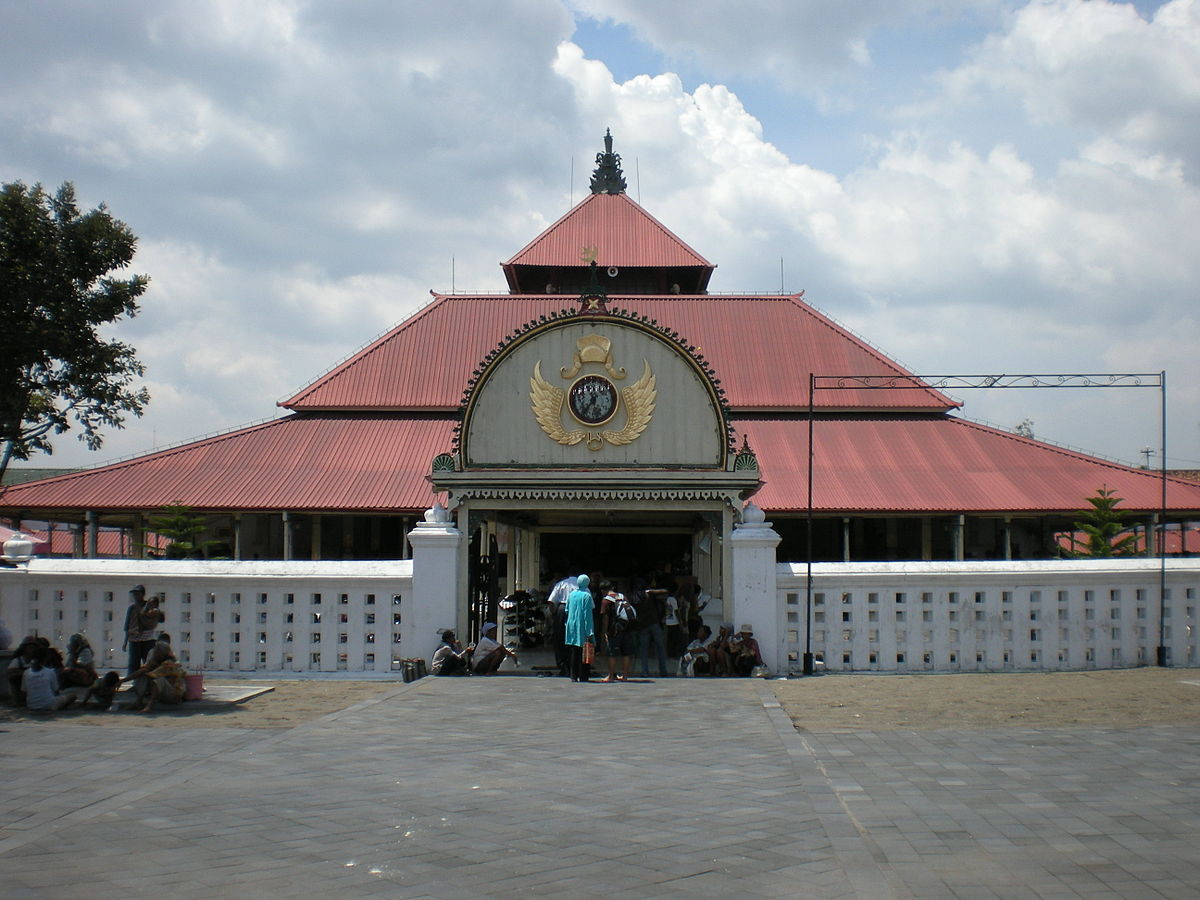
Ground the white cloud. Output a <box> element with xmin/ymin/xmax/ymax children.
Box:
<box><xmin>936</xmin><ymin>0</ymin><xmax>1200</xmax><ymax>168</ymax></box>
<box><xmin>569</xmin><ymin>0</ymin><xmax>1003</xmax><ymax>86</ymax></box>
<box><xmin>2</xmin><ymin>0</ymin><xmax>1197</xmax><ymax>473</ymax></box>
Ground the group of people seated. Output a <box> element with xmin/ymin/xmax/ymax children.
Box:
<box><xmin>5</xmin><ymin>630</ymin><xmax>188</xmax><ymax>713</ymax></box>
<box><xmin>678</xmin><ymin>623</ymin><xmax>765</xmax><ymax>678</ymax></box>
<box><xmin>430</xmin><ymin>622</ymin><xmax>519</xmax><ymax>676</ymax></box>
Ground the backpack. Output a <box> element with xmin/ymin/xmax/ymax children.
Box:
<box><xmin>612</xmin><ymin>595</ymin><xmax>636</xmax><ymax>631</ymax></box>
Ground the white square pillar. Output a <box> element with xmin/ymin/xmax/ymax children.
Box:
<box><xmin>406</xmin><ymin>504</ymin><xmax>462</xmax><ymax>665</ymax></box>
<box><xmin>730</xmin><ymin>503</ymin><xmax>782</xmax><ymax>673</ymax></box>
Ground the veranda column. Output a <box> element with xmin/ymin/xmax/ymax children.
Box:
<box><xmin>406</xmin><ymin>503</ymin><xmax>462</xmax><ymax>666</ymax></box>
<box><xmin>730</xmin><ymin>502</ymin><xmax>782</xmax><ymax>673</ymax></box>
<box><xmin>86</xmin><ymin>511</ymin><xmax>99</xmax><ymax>559</ymax></box>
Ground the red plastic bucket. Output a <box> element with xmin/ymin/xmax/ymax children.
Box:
<box><xmin>184</xmin><ymin>673</ymin><xmax>205</xmax><ymax>701</ymax></box>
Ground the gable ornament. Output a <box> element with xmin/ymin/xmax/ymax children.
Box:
<box><xmin>530</xmin><ymin>333</ymin><xmax>656</xmax><ymax>451</ymax></box>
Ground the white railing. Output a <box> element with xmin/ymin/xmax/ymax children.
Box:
<box><xmin>7</xmin><ymin>557</ymin><xmax>1197</xmax><ymax>678</ymax></box>
<box><xmin>778</xmin><ymin>559</ymin><xmax>1200</xmax><ymax>674</ymax></box>
<box><xmin>0</xmin><ymin>559</ymin><xmax>414</xmax><ymax>675</ymax></box>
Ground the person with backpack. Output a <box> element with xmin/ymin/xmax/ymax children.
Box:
<box><xmin>599</xmin><ymin>581</ymin><xmax>635</xmax><ymax>682</ymax></box>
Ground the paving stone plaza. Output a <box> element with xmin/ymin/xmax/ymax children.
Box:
<box><xmin>3</xmin><ymin>676</ymin><xmax>1198</xmax><ymax>898</ymax></box>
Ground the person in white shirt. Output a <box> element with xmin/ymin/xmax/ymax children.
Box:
<box><xmin>678</xmin><ymin>624</ymin><xmax>714</xmax><ymax>677</ymax></box>
<box><xmin>22</xmin><ymin>648</ymin><xmax>75</xmax><ymax>711</ymax></box>
<box><xmin>471</xmin><ymin>622</ymin><xmax>517</xmax><ymax>675</ymax></box>
<box><xmin>546</xmin><ymin>573</ymin><xmax>577</xmax><ymax>677</ymax></box>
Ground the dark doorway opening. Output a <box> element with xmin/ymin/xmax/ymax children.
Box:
<box><xmin>540</xmin><ymin>531</ymin><xmax>691</xmax><ymax>588</ymax></box>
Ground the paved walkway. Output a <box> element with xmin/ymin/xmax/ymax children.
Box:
<box><xmin>2</xmin><ymin>676</ymin><xmax>1198</xmax><ymax>898</ymax></box>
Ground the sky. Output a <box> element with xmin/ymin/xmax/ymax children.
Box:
<box><xmin>2</xmin><ymin>0</ymin><xmax>1198</xmax><ymax>473</ymax></box>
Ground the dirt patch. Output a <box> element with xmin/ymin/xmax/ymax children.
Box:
<box><xmin>0</xmin><ymin>679</ymin><xmax>401</xmax><ymax>729</ymax></box>
<box><xmin>773</xmin><ymin>667</ymin><xmax>1200</xmax><ymax>731</ymax></box>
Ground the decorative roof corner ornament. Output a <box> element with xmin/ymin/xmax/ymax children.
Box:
<box><xmin>578</xmin><ymin>261</ymin><xmax>611</xmax><ymax>315</ymax></box>
<box><xmin>589</xmin><ymin>128</ymin><xmax>627</xmax><ymax>195</ymax></box>
<box><xmin>733</xmin><ymin>433</ymin><xmax>759</xmax><ymax>471</ymax></box>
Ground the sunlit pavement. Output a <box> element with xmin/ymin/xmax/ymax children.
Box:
<box><xmin>2</xmin><ymin>676</ymin><xmax>1198</xmax><ymax>898</ymax></box>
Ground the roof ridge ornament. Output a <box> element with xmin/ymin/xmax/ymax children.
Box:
<box><xmin>589</xmin><ymin>128</ymin><xmax>627</xmax><ymax>195</ymax></box>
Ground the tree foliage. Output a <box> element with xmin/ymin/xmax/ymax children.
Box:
<box><xmin>1064</xmin><ymin>485</ymin><xmax>1139</xmax><ymax>558</ymax></box>
<box><xmin>146</xmin><ymin>503</ymin><xmax>207</xmax><ymax>559</ymax></box>
<box><xmin>0</xmin><ymin>181</ymin><xmax>150</xmax><ymax>480</ymax></box>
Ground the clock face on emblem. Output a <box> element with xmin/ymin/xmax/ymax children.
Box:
<box><xmin>568</xmin><ymin>374</ymin><xmax>618</xmax><ymax>426</ymax></box>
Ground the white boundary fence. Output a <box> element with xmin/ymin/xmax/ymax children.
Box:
<box><xmin>778</xmin><ymin>559</ymin><xmax>1200</xmax><ymax>674</ymax></box>
<box><xmin>0</xmin><ymin>559</ymin><xmax>414</xmax><ymax>675</ymax></box>
<box><xmin>4</xmin><ymin>557</ymin><xmax>1199</xmax><ymax>677</ymax></box>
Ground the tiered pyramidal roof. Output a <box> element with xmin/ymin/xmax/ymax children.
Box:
<box><xmin>3</xmin><ymin>132</ymin><xmax>1198</xmax><ymax>521</ymax></box>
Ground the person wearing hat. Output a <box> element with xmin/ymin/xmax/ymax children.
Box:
<box><xmin>470</xmin><ymin>622</ymin><xmax>518</xmax><ymax>675</ymax></box>
<box><xmin>122</xmin><ymin>584</ymin><xmax>162</xmax><ymax>677</ymax></box>
<box><xmin>728</xmin><ymin>624</ymin><xmax>763</xmax><ymax>677</ymax></box>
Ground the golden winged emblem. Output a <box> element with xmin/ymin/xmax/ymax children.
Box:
<box><xmin>530</xmin><ymin>336</ymin><xmax>656</xmax><ymax>451</ymax></box>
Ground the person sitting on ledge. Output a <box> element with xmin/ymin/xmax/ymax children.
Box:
<box><xmin>61</xmin><ymin>633</ymin><xmax>98</xmax><ymax>688</ymax></box>
<box><xmin>471</xmin><ymin>622</ymin><xmax>518</xmax><ymax>675</ymax></box>
<box><xmin>23</xmin><ymin>646</ymin><xmax>76</xmax><ymax>711</ymax></box>
<box><xmin>82</xmin><ymin>671</ymin><xmax>123</xmax><ymax>709</ymax></box>
<box><xmin>6</xmin><ymin>637</ymin><xmax>39</xmax><ymax>705</ymax></box>
<box><xmin>678</xmin><ymin>624</ymin><xmax>714</xmax><ymax>677</ymax></box>
<box><xmin>431</xmin><ymin>630</ymin><xmax>470</xmax><ymax>676</ymax></box>
<box><xmin>124</xmin><ymin>634</ymin><xmax>186</xmax><ymax>713</ymax></box>
<box><xmin>728</xmin><ymin>624</ymin><xmax>764</xmax><ymax>677</ymax></box>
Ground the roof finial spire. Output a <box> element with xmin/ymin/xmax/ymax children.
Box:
<box><xmin>589</xmin><ymin>128</ymin><xmax>627</xmax><ymax>195</ymax></box>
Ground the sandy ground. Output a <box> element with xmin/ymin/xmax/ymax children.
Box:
<box><xmin>3</xmin><ymin>667</ymin><xmax>1199</xmax><ymax>731</ymax></box>
<box><xmin>772</xmin><ymin>667</ymin><xmax>1200</xmax><ymax>732</ymax></box>
<box><xmin>0</xmin><ymin>679</ymin><xmax>400</xmax><ymax>729</ymax></box>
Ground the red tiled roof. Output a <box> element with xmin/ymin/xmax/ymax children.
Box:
<box><xmin>6</xmin><ymin>412</ymin><xmax>1200</xmax><ymax>519</ymax></box>
<box><xmin>281</xmin><ymin>294</ymin><xmax>956</xmax><ymax>412</ymax></box>
<box><xmin>503</xmin><ymin>192</ymin><xmax>712</xmax><ymax>270</ymax></box>
<box><xmin>0</xmin><ymin>524</ymin><xmax>162</xmax><ymax>557</ymax></box>
<box><xmin>0</xmin><ymin>414</ymin><xmax>452</xmax><ymax>514</ymax></box>
<box><xmin>738</xmin><ymin>415</ymin><xmax>1200</xmax><ymax>514</ymax></box>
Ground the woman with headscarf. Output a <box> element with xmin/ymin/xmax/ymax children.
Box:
<box><xmin>564</xmin><ymin>573</ymin><xmax>596</xmax><ymax>682</ymax></box>
<box><xmin>61</xmin><ymin>633</ymin><xmax>98</xmax><ymax>687</ymax></box>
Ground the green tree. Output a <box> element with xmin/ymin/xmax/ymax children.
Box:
<box><xmin>146</xmin><ymin>503</ymin><xmax>207</xmax><ymax>559</ymax></box>
<box><xmin>0</xmin><ymin>181</ymin><xmax>150</xmax><ymax>480</ymax></box>
<box><xmin>1064</xmin><ymin>486</ymin><xmax>1139</xmax><ymax>558</ymax></box>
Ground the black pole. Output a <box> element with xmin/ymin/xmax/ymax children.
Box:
<box><xmin>1157</xmin><ymin>371</ymin><xmax>1168</xmax><ymax>667</ymax></box>
<box><xmin>804</xmin><ymin>373</ymin><xmax>815</xmax><ymax>675</ymax></box>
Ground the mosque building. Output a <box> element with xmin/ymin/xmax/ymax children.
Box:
<box><xmin>3</xmin><ymin>132</ymin><xmax>1199</xmax><ymax>617</ymax></box>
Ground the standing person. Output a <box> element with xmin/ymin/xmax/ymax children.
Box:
<box><xmin>598</xmin><ymin>581</ymin><xmax>635</xmax><ymax>683</ymax></box>
<box><xmin>636</xmin><ymin>587</ymin><xmax>670</xmax><ymax>678</ymax></box>
<box><xmin>662</xmin><ymin>582</ymin><xmax>683</xmax><ymax>657</ymax></box>
<box><xmin>564</xmin><ymin>574</ymin><xmax>595</xmax><ymax>682</ymax></box>
<box><xmin>546</xmin><ymin>572</ymin><xmax>577</xmax><ymax>677</ymax></box>
<box><xmin>122</xmin><ymin>585</ymin><xmax>161</xmax><ymax>677</ymax></box>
